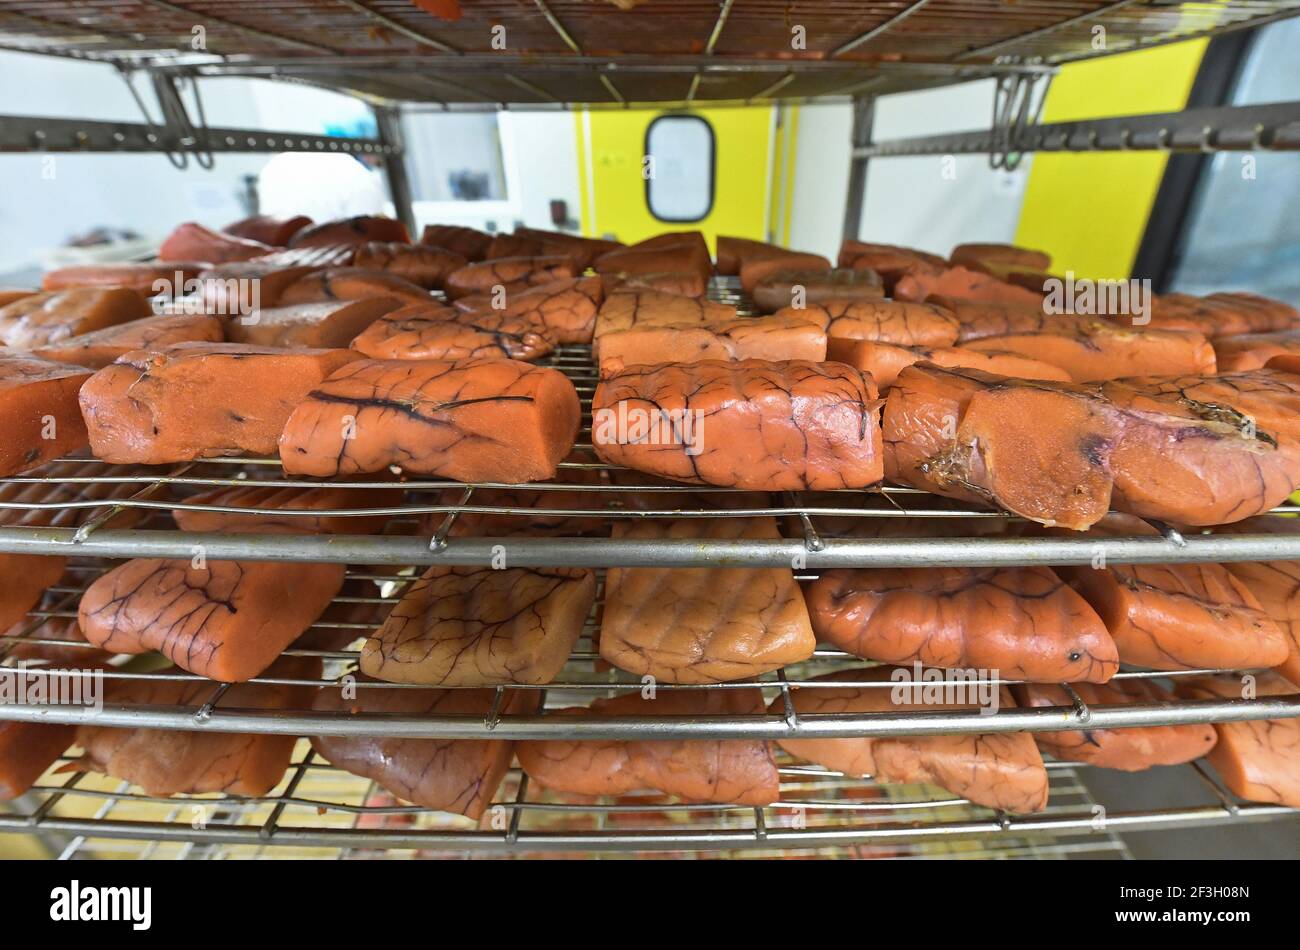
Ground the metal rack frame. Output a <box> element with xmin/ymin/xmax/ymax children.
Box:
<box><xmin>4</xmin><ymin>1</ymin><xmax>1300</xmax><ymax>856</ymax></box>
<box><xmin>4</xmin><ymin>751</ymin><xmax>1289</xmax><ymax>856</ymax></box>
<box><xmin>2</xmin><ymin>336</ymin><xmax>1299</xmax><ymax>742</ymax></box>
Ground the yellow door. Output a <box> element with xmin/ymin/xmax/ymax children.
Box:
<box><xmin>576</xmin><ymin>105</ymin><xmax>783</xmax><ymax>253</ymax></box>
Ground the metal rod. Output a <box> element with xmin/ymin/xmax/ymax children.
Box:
<box><xmin>4</xmin><ymin>801</ymin><xmax>1293</xmax><ymax>853</ymax></box>
<box><xmin>832</xmin><ymin>0</ymin><xmax>934</xmax><ymax>57</ymax></box>
<box><xmin>1</xmin><ymin>694</ymin><xmax>1295</xmax><ymax>740</ymax></box>
<box><xmin>954</xmin><ymin>0</ymin><xmax>1139</xmax><ymax>62</ymax></box>
<box><xmin>4</xmin><ymin>527</ymin><xmax>1300</xmax><ymax>568</ymax></box>
<box><xmin>704</xmin><ymin>0</ymin><xmax>736</xmax><ymax>54</ymax></box>
<box><xmin>139</xmin><ymin>0</ymin><xmax>337</xmax><ymax>54</ymax></box>
<box><xmin>533</xmin><ymin>0</ymin><xmax>583</xmax><ymax>54</ymax></box>
<box><xmin>336</xmin><ymin>0</ymin><xmax>460</xmax><ymax>53</ymax></box>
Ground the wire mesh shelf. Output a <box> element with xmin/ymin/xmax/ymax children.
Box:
<box><xmin>16</xmin><ymin>746</ymin><xmax>1271</xmax><ymax>858</ymax></box>
<box><xmin>3</xmin><ymin>1</ymin><xmax>1299</xmax><ymax>105</ymax></box>
<box><xmin>1</xmin><ymin>282</ymin><xmax>1299</xmax><ymax>855</ymax></box>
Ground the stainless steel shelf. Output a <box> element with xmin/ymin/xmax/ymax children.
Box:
<box><xmin>3</xmin><ymin>565</ymin><xmax>1297</xmax><ymax>739</ymax></box>
<box><xmin>3</xmin><ymin>1</ymin><xmax>1298</xmax><ymax>106</ymax></box>
<box><xmin>3</xmin><ymin>752</ymin><xmax>1293</xmax><ymax>856</ymax></box>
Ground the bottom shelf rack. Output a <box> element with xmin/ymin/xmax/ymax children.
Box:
<box><xmin>7</xmin><ymin>747</ymin><xmax>1297</xmax><ymax>858</ymax></box>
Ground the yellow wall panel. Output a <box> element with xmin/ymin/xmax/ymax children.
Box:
<box><xmin>580</xmin><ymin>105</ymin><xmax>774</xmax><ymax>250</ymax></box>
<box><xmin>1015</xmin><ymin>39</ymin><xmax>1208</xmax><ymax>280</ymax></box>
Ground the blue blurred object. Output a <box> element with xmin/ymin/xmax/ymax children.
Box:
<box><xmin>323</xmin><ymin>116</ymin><xmax>379</xmax><ymax>140</ymax></box>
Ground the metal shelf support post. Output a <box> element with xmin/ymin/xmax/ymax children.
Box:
<box><xmin>373</xmin><ymin>104</ymin><xmax>417</xmax><ymax>238</ymax></box>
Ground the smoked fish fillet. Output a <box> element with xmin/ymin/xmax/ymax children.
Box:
<box><xmin>0</xmin><ymin>287</ymin><xmax>151</xmax><ymax>349</ymax></box>
<box><xmin>360</xmin><ymin>565</ymin><xmax>595</xmax><ymax>686</ymax></box>
<box><xmin>949</xmin><ymin>243</ymin><xmax>1051</xmax><ymax>273</ymax></box>
<box><xmin>279</xmin><ymin>357</ymin><xmax>581</xmax><ymax>482</ymax></box>
<box><xmin>1057</xmin><ymin>516</ymin><xmax>1287</xmax><ymax>672</ymax></box>
<box><xmin>0</xmin><ymin>460</ymin><xmax>155</xmax><ymax>634</ymax></box>
<box><xmin>277</xmin><ymin>267</ymin><xmax>433</xmax><ymax>306</ymax></box>
<box><xmin>65</xmin><ymin>659</ymin><xmax>317</xmax><ymax>797</ymax></box>
<box><xmin>715</xmin><ymin>235</ymin><xmax>794</xmax><ymax>275</ymax></box>
<box><xmin>883</xmin><ymin>364</ymin><xmax>1300</xmax><ymax>529</ymax></box>
<box><xmin>464</xmin><ymin>275</ymin><xmax>604</xmax><ymax>344</ymax></box>
<box><xmin>158</xmin><ymin>221</ymin><xmax>270</xmax><ymax>262</ymax></box>
<box><xmin>288</xmin><ymin>214</ymin><xmax>410</xmax><ymax>248</ymax></box>
<box><xmin>352</xmin><ymin>241</ymin><xmax>466</xmax><ymax>289</ymax></box>
<box><xmin>33</xmin><ymin>312</ymin><xmax>224</xmax><ymax>368</ymax></box>
<box><xmin>807</xmin><ymin>565</ymin><xmax>1117</xmax><ymax>683</ymax></box>
<box><xmin>223</xmin><ymin>213</ymin><xmax>312</xmax><ymax>246</ymax></box>
<box><xmin>1139</xmin><ymin>292</ymin><xmax>1298</xmax><ymax>337</ymax></box>
<box><xmin>837</xmin><ymin>241</ymin><xmax>947</xmax><ymax>288</ymax></box>
<box><xmin>0</xmin><ymin>719</ymin><xmax>75</xmax><ymax>799</ymax></box>
<box><xmin>0</xmin><ymin>354</ymin><xmax>92</xmax><ymax>476</ymax></box>
<box><xmin>593</xmin><ymin>288</ymin><xmax>736</xmax><ymax>346</ymax></box>
<box><xmin>225</xmin><ymin>298</ymin><xmax>400</xmax><ymax>348</ymax></box>
<box><xmin>936</xmin><ymin>297</ymin><xmax>1064</xmax><ymax>342</ymax></box>
<box><xmin>827</xmin><ymin>340</ymin><xmax>1070</xmax><ymax>387</ymax></box>
<box><xmin>420</xmin><ymin>224</ymin><xmax>493</xmax><ymax>261</ymax></box>
<box><xmin>173</xmin><ymin>483</ymin><xmax>403</xmax><ymax>535</ymax></box>
<box><xmin>592</xmin><ymin>358</ymin><xmax>883</xmax><ymax>491</ymax></box>
<box><xmin>1215</xmin><ymin>329</ymin><xmax>1300</xmax><ymax>372</ymax></box>
<box><xmin>1175</xmin><ymin>672</ymin><xmax>1300</xmax><ymax>808</ymax></box>
<box><xmin>511</xmin><ymin>227</ymin><xmax>623</xmax><ymax>269</ymax></box>
<box><xmin>0</xmin><ymin>460</ymin><xmax>153</xmax><ymax>633</ymax></box>
<box><xmin>1100</xmin><ymin>371</ymin><xmax>1300</xmax><ymax>524</ymax></box>
<box><xmin>444</xmin><ymin>255</ymin><xmax>578</xmax><ymax>299</ymax></box>
<box><xmin>1014</xmin><ymin>680</ymin><xmax>1217</xmax><ymax>770</ymax></box>
<box><xmin>774</xmin><ymin>668</ymin><xmax>1050</xmax><ymax>814</ymax></box>
<box><xmin>602</xmin><ymin>270</ymin><xmax>708</xmax><ymax>298</ymax></box>
<box><xmin>750</xmin><ymin>267</ymin><xmax>884</xmax><ymax>313</ymax></box>
<box><xmin>777</xmin><ymin>299</ymin><xmax>959</xmax><ymax>347</ymax></box>
<box><xmin>600</xmin><ymin>518</ymin><xmax>816</xmax><ymax>683</ymax></box>
<box><xmin>596</xmin><ymin>312</ymin><xmax>827</xmax><ymax>375</ymax></box>
<box><xmin>351</xmin><ymin>303</ymin><xmax>557</xmax><ymax>361</ymax></box>
<box><xmin>594</xmin><ymin>234</ymin><xmax>713</xmax><ymax>287</ymax></box>
<box><xmin>738</xmin><ymin>252</ymin><xmax>831</xmax><ymax>293</ymax></box>
<box><xmin>194</xmin><ymin>262</ymin><xmax>318</xmax><ymax>311</ymax></box>
<box><xmin>894</xmin><ymin>264</ymin><xmax>1043</xmax><ymax>306</ymax></box>
<box><xmin>79</xmin><ymin>550</ymin><xmax>345</xmax><ymax>682</ymax></box>
<box><xmin>80</xmin><ymin>342</ymin><xmax>362</xmax><ymax>463</ymax></box>
<box><xmin>961</xmin><ymin>322</ymin><xmax>1216</xmax><ymax>381</ymax></box>
<box><xmin>517</xmin><ymin>689</ymin><xmax>780</xmax><ymax>805</ymax></box>
<box><xmin>1220</xmin><ymin>516</ymin><xmax>1300</xmax><ymax>687</ymax></box>
<box><xmin>312</xmin><ymin>681</ymin><xmax>537</xmax><ymax>819</ymax></box>
<box><xmin>41</xmin><ymin>262</ymin><xmax>207</xmax><ymax>296</ymax></box>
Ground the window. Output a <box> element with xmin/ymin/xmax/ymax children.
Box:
<box><xmin>1164</xmin><ymin>19</ymin><xmax>1300</xmax><ymax>305</ymax></box>
<box><xmin>645</xmin><ymin>114</ymin><xmax>715</xmax><ymax>222</ymax></box>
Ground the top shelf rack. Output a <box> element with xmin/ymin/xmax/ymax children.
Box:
<box><xmin>3</xmin><ymin>1</ymin><xmax>1300</xmax><ymax>105</ymax></box>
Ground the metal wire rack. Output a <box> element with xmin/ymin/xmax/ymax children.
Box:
<box><xmin>1</xmin><ymin>285</ymin><xmax>1299</xmax><ymax>855</ymax></box>
<box><xmin>25</xmin><ymin>743</ymin><xmax>1294</xmax><ymax>857</ymax></box>
<box><xmin>3</xmin><ymin>1</ymin><xmax>1300</xmax><ymax>105</ymax></box>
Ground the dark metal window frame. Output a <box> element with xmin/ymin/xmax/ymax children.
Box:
<box><xmin>1131</xmin><ymin>31</ymin><xmax>1257</xmax><ymax>290</ymax></box>
<box><xmin>643</xmin><ymin>113</ymin><xmax>716</xmax><ymax>224</ymax></box>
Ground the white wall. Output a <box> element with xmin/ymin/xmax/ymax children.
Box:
<box><xmin>787</xmin><ymin>103</ymin><xmax>853</xmax><ymax>260</ymax></box>
<box><xmin>858</xmin><ymin>80</ymin><xmax>1031</xmax><ymax>257</ymax></box>
<box><xmin>402</xmin><ymin>110</ymin><xmax>582</xmax><ymax>236</ymax></box>
<box><xmin>0</xmin><ymin>51</ymin><xmax>378</xmax><ymax>278</ymax></box>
